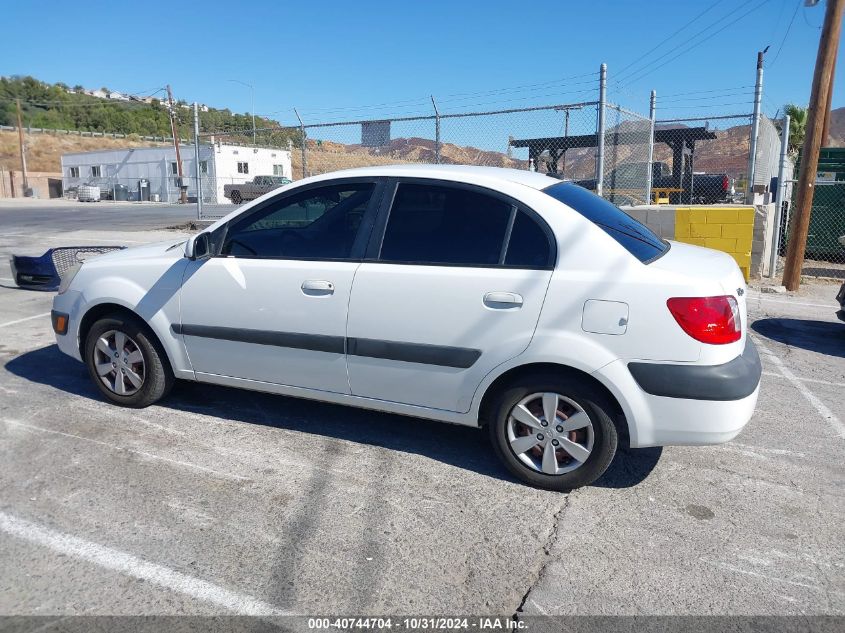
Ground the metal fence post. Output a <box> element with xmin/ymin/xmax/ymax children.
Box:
<box><xmin>645</xmin><ymin>90</ymin><xmax>657</xmax><ymax>205</ymax></box>
<box><xmin>768</xmin><ymin>114</ymin><xmax>791</xmax><ymax>278</ymax></box>
<box><xmin>294</xmin><ymin>108</ymin><xmax>307</xmax><ymax>180</ymax></box>
<box><xmin>596</xmin><ymin>63</ymin><xmax>607</xmax><ymax>197</ymax></box>
<box><xmin>431</xmin><ymin>96</ymin><xmax>441</xmax><ymax>164</ymax></box>
<box><xmin>193</xmin><ymin>102</ymin><xmax>203</xmax><ymax>220</ymax></box>
<box><xmin>746</xmin><ymin>51</ymin><xmax>764</xmax><ymax>202</ymax></box>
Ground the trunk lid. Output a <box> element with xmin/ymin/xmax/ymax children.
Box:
<box><xmin>650</xmin><ymin>240</ymin><xmax>748</xmax><ymax>362</ymax></box>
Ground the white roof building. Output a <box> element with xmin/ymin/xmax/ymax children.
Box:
<box><xmin>61</xmin><ymin>143</ymin><xmax>293</xmax><ymax>204</ymax></box>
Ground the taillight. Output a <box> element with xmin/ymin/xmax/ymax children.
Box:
<box><xmin>667</xmin><ymin>296</ymin><xmax>741</xmax><ymax>344</ymax></box>
<box><xmin>722</xmin><ymin>175</ymin><xmax>729</xmax><ymax>192</ymax></box>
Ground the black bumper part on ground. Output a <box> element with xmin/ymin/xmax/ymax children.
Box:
<box><xmin>9</xmin><ymin>246</ymin><xmax>124</xmax><ymax>291</ymax></box>
<box><xmin>837</xmin><ymin>283</ymin><xmax>845</xmax><ymax>322</ymax></box>
<box><xmin>628</xmin><ymin>338</ymin><xmax>761</xmax><ymax>401</ymax></box>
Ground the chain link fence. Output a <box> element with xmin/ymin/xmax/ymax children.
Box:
<box><xmin>778</xmin><ymin>181</ymin><xmax>845</xmax><ymax>279</ymax></box>
<box><xmin>650</xmin><ymin>113</ymin><xmax>753</xmax><ymax>205</ymax></box>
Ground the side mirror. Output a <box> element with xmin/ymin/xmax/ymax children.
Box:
<box><xmin>185</xmin><ymin>233</ymin><xmax>210</xmax><ymax>260</ymax></box>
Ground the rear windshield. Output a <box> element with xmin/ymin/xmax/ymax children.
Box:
<box><xmin>543</xmin><ymin>182</ymin><xmax>669</xmax><ymax>263</ymax></box>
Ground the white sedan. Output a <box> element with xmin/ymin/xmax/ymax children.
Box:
<box><xmin>51</xmin><ymin>165</ymin><xmax>761</xmax><ymax>490</ymax></box>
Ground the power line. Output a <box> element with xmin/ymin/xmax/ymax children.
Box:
<box><xmin>658</xmin><ymin>85</ymin><xmax>755</xmax><ymax>98</ymax></box>
<box><xmin>614</xmin><ymin>0</ymin><xmax>728</xmax><ymax>77</ymax></box>
<box><xmin>617</xmin><ymin>0</ymin><xmax>770</xmax><ymax>88</ymax></box>
<box><xmin>770</xmin><ymin>1</ymin><xmax>802</xmax><ymax>67</ymax></box>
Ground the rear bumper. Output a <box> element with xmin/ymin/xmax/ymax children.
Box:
<box><xmin>593</xmin><ymin>340</ymin><xmax>761</xmax><ymax>448</ymax></box>
<box><xmin>628</xmin><ymin>339</ymin><xmax>761</xmax><ymax>401</ymax></box>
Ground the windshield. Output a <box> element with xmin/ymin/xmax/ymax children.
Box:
<box><xmin>543</xmin><ymin>182</ymin><xmax>669</xmax><ymax>263</ymax></box>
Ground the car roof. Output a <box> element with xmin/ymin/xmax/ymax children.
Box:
<box><xmin>310</xmin><ymin>164</ymin><xmax>560</xmax><ymax>190</ymax></box>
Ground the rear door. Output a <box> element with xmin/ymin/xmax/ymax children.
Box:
<box><xmin>346</xmin><ymin>179</ymin><xmax>555</xmax><ymax>413</ymax></box>
<box><xmin>179</xmin><ymin>179</ymin><xmax>382</xmax><ymax>393</ymax></box>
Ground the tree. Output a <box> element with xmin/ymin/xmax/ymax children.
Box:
<box><xmin>784</xmin><ymin>103</ymin><xmax>808</xmax><ymax>156</ymax></box>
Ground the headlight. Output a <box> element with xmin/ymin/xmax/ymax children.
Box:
<box><xmin>57</xmin><ymin>263</ymin><xmax>82</xmax><ymax>294</ymax></box>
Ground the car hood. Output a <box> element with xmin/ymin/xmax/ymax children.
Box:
<box><xmin>88</xmin><ymin>239</ymin><xmax>187</xmax><ymax>263</ymax></box>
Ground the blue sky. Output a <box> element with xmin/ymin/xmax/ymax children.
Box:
<box><xmin>1</xmin><ymin>0</ymin><xmax>840</xmax><ymax>125</ymax></box>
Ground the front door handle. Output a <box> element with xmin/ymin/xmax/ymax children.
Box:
<box><xmin>301</xmin><ymin>279</ymin><xmax>335</xmax><ymax>296</ymax></box>
<box><xmin>484</xmin><ymin>292</ymin><xmax>523</xmax><ymax>309</ymax></box>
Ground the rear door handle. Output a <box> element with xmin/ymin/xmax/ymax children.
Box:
<box><xmin>484</xmin><ymin>292</ymin><xmax>523</xmax><ymax>309</ymax></box>
<box><xmin>301</xmin><ymin>279</ymin><xmax>335</xmax><ymax>296</ymax></box>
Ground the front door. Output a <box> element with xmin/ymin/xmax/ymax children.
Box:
<box><xmin>179</xmin><ymin>179</ymin><xmax>381</xmax><ymax>393</ymax></box>
<box><xmin>346</xmin><ymin>180</ymin><xmax>555</xmax><ymax>412</ymax></box>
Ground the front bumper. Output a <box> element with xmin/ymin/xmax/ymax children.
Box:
<box><xmin>593</xmin><ymin>339</ymin><xmax>761</xmax><ymax>448</ymax></box>
<box><xmin>52</xmin><ymin>289</ymin><xmax>84</xmax><ymax>362</ymax></box>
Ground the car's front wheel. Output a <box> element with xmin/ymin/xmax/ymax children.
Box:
<box><xmin>84</xmin><ymin>313</ymin><xmax>173</xmax><ymax>408</ymax></box>
<box><xmin>488</xmin><ymin>374</ymin><xmax>619</xmax><ymax>490</ymax></box>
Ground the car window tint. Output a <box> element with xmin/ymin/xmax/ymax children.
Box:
<box><xmin>542</xmin><ymin>182</ymin><xmax>668</xmax><ymax>263</ymax></box>
<box><xmin>505</xmin><ymin>211</ymin><xmax>552</xmax><ymax>268</ymax></box>
<box><xmin>222</xmin><ymin>183</ymin><xmax>374</xmax><ymax>259</ymax></box>
<box><xmin>380</xmin><ymin>184</ymin><xmax>511</xmax><ymax>266</ymax></box>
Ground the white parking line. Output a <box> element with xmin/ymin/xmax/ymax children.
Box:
<box><xmin>3</xmin><ymin>419</ymin><xmax>249</xmax><ymax>481</ymax></box>
<box><xmin>754</xmin><ymin>338</ymin><xmax>845</xmax><ymax>440</ymax></box>
<box><xmin>0</xmin><ymin>511</ymin><xmax>292</xmax><ymax>616</ymax></box>
<box><xmin>0</xmin><ymin>312</ymin><xmax>51</xmax><ymax>328</ymax></box>
<box><xmin>761</xmin><ymin>370</ymin><xmax>845</xmax><ymax>388</ymax></box>
<box><xmin>748</xmin><ymin>295</ymin><xmax>838</xmax><ymax>309</ymax></box>
<box><xmin>0</xmin><ymin>277</ymin><xmax>14</xmax><ymax>283</ymax></box>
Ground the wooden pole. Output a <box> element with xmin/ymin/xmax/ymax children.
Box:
<box><xmin>166</xmin><ymin>85</ymin><xmax>187</xmax><ymax>204</ymax></box>
<box><xmin>821</xmin><ymin>54</ymin><xmax>836</xmax><ymax>145</ymax></box>
<box><xmin>782</xmin><ymin>0</ymin><xmax>844</xmax><ymax>291</ymax></box>
<box><xmin>16</xmin><ymin>99</ymin><xmax>29</xmax><ymax>195</ymax></box>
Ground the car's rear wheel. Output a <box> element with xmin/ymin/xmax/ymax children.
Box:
<box><xmin>84</xmin><ymin>314</ymin><xmax>173</xmax><ymax>408</ymax></box>
<box><xmin>488</xmin><ymin>374</ymin><xmax>618</xmax><ymax>490</ymax></box>
<box><xmin>230</xmin><ymin>190</ymin><xmax>242</xmax><ymax>204</ymax></box>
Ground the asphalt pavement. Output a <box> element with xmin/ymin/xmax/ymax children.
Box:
<box><xmin>0</xmin><ymin>205</ymin><xmax>842</xmax><ymax>622</ymax></box>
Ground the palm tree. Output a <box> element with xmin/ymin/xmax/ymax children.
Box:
<box><xmin>784</xmin><ymin>104</ymin><xmax>808</xmax><ymax>156</ymax></box>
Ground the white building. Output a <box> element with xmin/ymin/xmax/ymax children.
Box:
<box><xmin>61</xmin><ymin>143</ymin><xmax>293</xmax><ymax>204</ymax></box>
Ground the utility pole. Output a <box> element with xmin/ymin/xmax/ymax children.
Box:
<box><xmin>431</xmin><ymin>96</ymin><xmax>441</xmax><ymax>165</ymax></box>
<box><xmin>821</xmin><ymin>54</ymin><xmax>836</xmax><ymax>144</ymax></box>
<box><xmin>646</xmin><ymin>90</ymin><xmax>657</xmax><ymax>204</ymax></box>
<box><xmin>596</xmin><ymin>63</ymin><xmax>607</xmax><ymax>197</ymax></box>
<box><xmin>166</xmin><ymin>85</ymin><xmax>187</xmax><ymax>204</ymax></box>
<box><xmin>193</xmin><ymin>102</ymin><xmax>203</xmax><ymax>220</ymax></box>
<box><xmin>746</xmin><ymin>49</ymin><xmax>767</xmax><ymax>202</ymax></box>
<box><xmin>782</xmin><ymin>0</ymin><xmax>844</xmax><ymax>290</ymax></box>
<box><xmin>294</xmin><ymin>108</ymin><xmax>307</xmax><ymax>180</ymax></box>
<box><xmin>15</xmin><ymin>99</ymin><xmax>29</xmax><ymax>196</ymax></box>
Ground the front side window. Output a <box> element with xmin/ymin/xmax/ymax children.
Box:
<box><xmin>222</xmin><ymin>182</ymin><xmax>375</xmax><ymax>259</ymax></box>
<box><xmin>543</xmin><ymin>182</ymin><xmax>668</xmax><ymax>263</ymax></box>
<box><xmin>379</xmin><ymin>184</ymin><xmax>512</xmax><ymax>266</ymax></box>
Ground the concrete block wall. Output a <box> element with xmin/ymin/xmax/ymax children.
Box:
<box><xmin>624</xmin><ymin>204</ymin><xmax>758</xmax><ymax>281</ymax></box>
<box><xmin>673</xmin><ymin>206</ymin><xmax>755</xmax><ymax>280</ymax></box>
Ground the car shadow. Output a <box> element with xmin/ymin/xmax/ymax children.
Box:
<box><xmin>5</xmin><ymin>344</ymin><xmax>659</xmax><ymax>490</ymax></box>
<box><xmin>752</xmin><ymin>317</ymin><xmax>845</xmax><ymax>359</ymax></box>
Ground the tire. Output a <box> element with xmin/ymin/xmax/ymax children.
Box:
<box><xmin>230</xmin><ymin>190</ymin><xmax>242</xmax><ymax>204</ymax></box>
<box><xmin>488</xmin><ymin>373</ymin><xmax>619</xmax><ymax>491</ymax></box>
<box><xmin>84</xmin><ymin>313</ymin><xmax>174</xmax><ymax>408</ymax></box>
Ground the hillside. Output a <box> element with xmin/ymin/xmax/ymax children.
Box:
<box><xmin>3</xmin><ymin>106</ymin><xmax>843</xmax><ymax>180</ymax></box>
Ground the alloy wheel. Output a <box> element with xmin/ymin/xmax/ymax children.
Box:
<box><xmin>506</xmin><ymin>392</ymin><xmax>595</xmax><ymax>475</ymax></box>
<box><xmin>93</xmin><ymin>330</ymin><xmax>146</xmax><ymax>396</ymax></box>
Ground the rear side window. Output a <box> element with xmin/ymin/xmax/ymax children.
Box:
<box><xmin>543</xmin><ymin>182</ymin><xmax>668</xmax><ymax>262</ymax></box>
<box><xmin>380</xmin><ymin>184</ymin><xmax>512</xmax><ymax>266</ymax></box>
<box><xmin>505</xmin><ymin>210</ymin><xmax>552</xmax><ymax>268</ymax></box>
